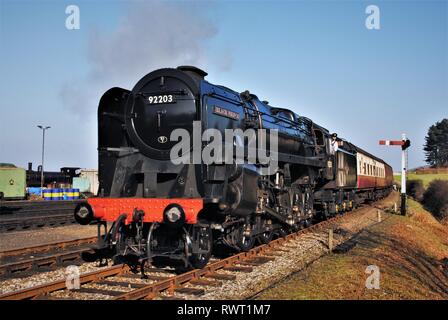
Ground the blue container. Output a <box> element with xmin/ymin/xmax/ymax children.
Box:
<box><xmin>28</xmin><ymin>187</ymin><xmax>42</xmax><ymax>196</ymax></box>
<box><xmin>73</xmin><ymin>188</ymin><xmax>80</xmax><ymax>199</ymax></box>
<box><xmin>66</xmin><ymin>188</ymin><xmax>74</xmax><ymax>200</ymax></box>
<box><xmin>43</xmin><ymin>189</ymin><xmax>52</xmax><ymax>201</ymax></box>
<box><xmin>50</xmin><ymin>188</ymin><xmax>56</xmax><ymax>201</ymax></box>
<box><xmin>51</xmin><ymin>188</ymin><xmax>62</xmax><ymax>201</ymax></box>
<box><xmin>62</xmin><ymin>188</ymin><xmax>70</xmax><ymax>200</ymax></box>
<box><xmin>57</xmin><ymin>188</ymin><xmax>63</xmax><ymax>200</ymax></box>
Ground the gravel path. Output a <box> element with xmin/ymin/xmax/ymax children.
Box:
<box><xmin>0</xmin><ymin>224</ymin><xmax>98</xmax><ymax>252</ymax></box>
<box><xmin>0</xmin><ymin>262</ymin><xmax>107</xmax><ymax>295</ymax></box>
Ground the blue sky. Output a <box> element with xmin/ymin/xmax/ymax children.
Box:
<box><xmin>0</xmin><ymin>0</ymin><xmax>447</xmax><ymax>172</ymax></box>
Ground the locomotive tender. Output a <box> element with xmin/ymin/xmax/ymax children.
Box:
<box><xmin>74</xmin><ymin>66</ymin><xmax>393</xmax><ymax>270</ymax></box>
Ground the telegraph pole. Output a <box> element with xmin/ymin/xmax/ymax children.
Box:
<box><xmin>37</xmin><ymin>125</ymin><xmax>51</xmax><ymax>197</ymax></box>
<box><xmin>379</xmin><ymin>134</ymin><xmax>411</xmax><ymax>215</ymax></box>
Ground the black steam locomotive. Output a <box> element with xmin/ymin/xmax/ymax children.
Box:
<box><xmin>75</xmin><ymin>66</ymin><xmax>392</xmax><ymax>271</ymax></box>
<box><xmin>26</xmin><ymin>162</ymin><xmax>80</xmax><ymax>187</ymax></box>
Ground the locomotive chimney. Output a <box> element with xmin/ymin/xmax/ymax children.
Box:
<box><xmin>177</xmin><ymin>66</ymin><xmax>207</xmax><ymax>81</ymax></box>
<box><xmin>28</xmin><ymin>162</ymin><xmax>32</xmax><ymax>171</ymax></box>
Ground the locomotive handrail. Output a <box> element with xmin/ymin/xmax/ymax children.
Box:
<box><xmin>99</xmin><ymin>147</ymin><xmax>140</xmax><ymax>157</ymax></box>
<box><xmin>101</xmin><ymin>111</ymin><xmax>125</xmax><ymax>122</ymax></box>
<box><xmin>209</xmin><ymin>90</ymin><xmax>312</xmax><ymax>135</ymax></box>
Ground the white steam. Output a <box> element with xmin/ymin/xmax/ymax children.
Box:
<box><xmin>61</xmin><ymin>1</ymin><xmax>231</xmax><ymax>116</ymax></box>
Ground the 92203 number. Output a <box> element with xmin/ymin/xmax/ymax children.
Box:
<box><xmin>147</xmin><ymin>94</ymin><xmax>175</xmax><ymax>104</ymax></box>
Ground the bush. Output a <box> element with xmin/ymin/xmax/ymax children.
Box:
<box><xmin>423</xmin><ymin>180</ymin><xmax>448</xmax><ymax>220</ymax></box>
<box><xmin>407</xmin><ymin>179</ymin><xmax>425</xmax><ymax>201</ymax></box>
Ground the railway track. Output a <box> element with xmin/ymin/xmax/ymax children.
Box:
<box><xmin>0</xmin><ymin>210</ymin><xmax>352</xmax><ymax>300</ymax></box>
<box><xmin>0</xmin><ymin>237</ymin><xmax>97</xmax><ymax>277</ymax></box>
<box><xmin>0</xmin><ymin>214</ymin><xmax>77</xmax><ymax>232</ymax></box>
<box><xmin>0</xmin><ymin>200</ymin><xmax>84</xmax><ymax>214</ymax></box>
<box><xmin>0</xmin><ymin>200</ymin><xmax>85</xmax><ymax>232</ymax></box>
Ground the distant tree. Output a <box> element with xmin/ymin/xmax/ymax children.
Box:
<box><xmin>423</xmin><ymin>119</ymin><xmax>448</xmax><ymax>167</ymax></box>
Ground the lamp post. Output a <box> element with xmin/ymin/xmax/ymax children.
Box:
<box><xmin>37</xmin><ymin>125</ymin><xmax>51</xmax><ymax>197</ymax></box>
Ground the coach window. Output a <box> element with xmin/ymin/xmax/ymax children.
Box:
<box><xmin>363</xmin><ymin>163</ymin><xmax>366</xmax><ymax>174</ymax></box>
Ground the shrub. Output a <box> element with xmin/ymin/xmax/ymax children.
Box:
<box><xmin>407</xmin><ymin>179</ymin><xmax>425</xmax><ymax>202</ymax></box>
<box><xmin>423</xmin><ymin>180</ymin><xmax>448</xmax><ymax>220</ymax></box>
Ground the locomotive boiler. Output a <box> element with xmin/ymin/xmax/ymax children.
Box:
<box><xmin>75</xmin><ymin>66</ymin><xmax>393</xmax><ymax>271</ymax></box>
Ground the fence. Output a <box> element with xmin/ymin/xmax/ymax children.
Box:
<box><xmin>415</xmin><ymin>168</ymin><xmax>448</xmax><ymax>174</ymax></box>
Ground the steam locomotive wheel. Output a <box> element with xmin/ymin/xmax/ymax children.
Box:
<box><xmin>188</xmin><ymin>226</ymin><xmax>213</xmax><ymax>269</ymax></box>
<box><xmin>277</xmin><ymin>227</ymin><xmax>288</xmax><ymax>238</ymax></box>
<box><xmin>258</xmin><ymin>229</ymin><xmax>274</xmax><ymax>244</ymax></box>
<box><xmin>236</xmin><ymin>223</ymin><xmax>255</xmax><ymax>251</ymax></box>
<box><xmin>111</xmin><ymin>214</ymin><xmax>127</xmax><ymax>264</ymax></box>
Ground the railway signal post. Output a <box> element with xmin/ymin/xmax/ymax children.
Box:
<box><xmin>379</xmin><ymin>134</ymin><xmax>411</xmax><ymax>215</ymax></box>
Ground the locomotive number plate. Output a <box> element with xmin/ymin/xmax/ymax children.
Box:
<box><xmin>147</xmin><ymin>94</ymin><xmax>176</xmax><ymax>104</ymax></box>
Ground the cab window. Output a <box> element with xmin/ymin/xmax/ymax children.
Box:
<box><xmin>313</xmin><ymin>129</ymin><xmax>325</xmax><ymax>146</ymax></box>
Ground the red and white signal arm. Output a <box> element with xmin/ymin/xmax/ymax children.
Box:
<box><xmin>379</xmin><ymin>139</ymin><xmax>411</xmax><ymax>150</ymax></box>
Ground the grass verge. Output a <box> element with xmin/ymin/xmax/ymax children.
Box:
<box><xmin>394</xmin><ymin>173</ymin><xmax>448</xmax><ymax>188</ymax></box>
<box><xmin>257</xmin><ymin>198</ymin><xmax>448</xmax><ymax>300</ymax></box>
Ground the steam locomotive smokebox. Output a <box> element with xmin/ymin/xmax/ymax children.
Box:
<box><xmin>123</xmin><ymin>67</ymin><xmax>203</xmax><ymax>160</ymax></box>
